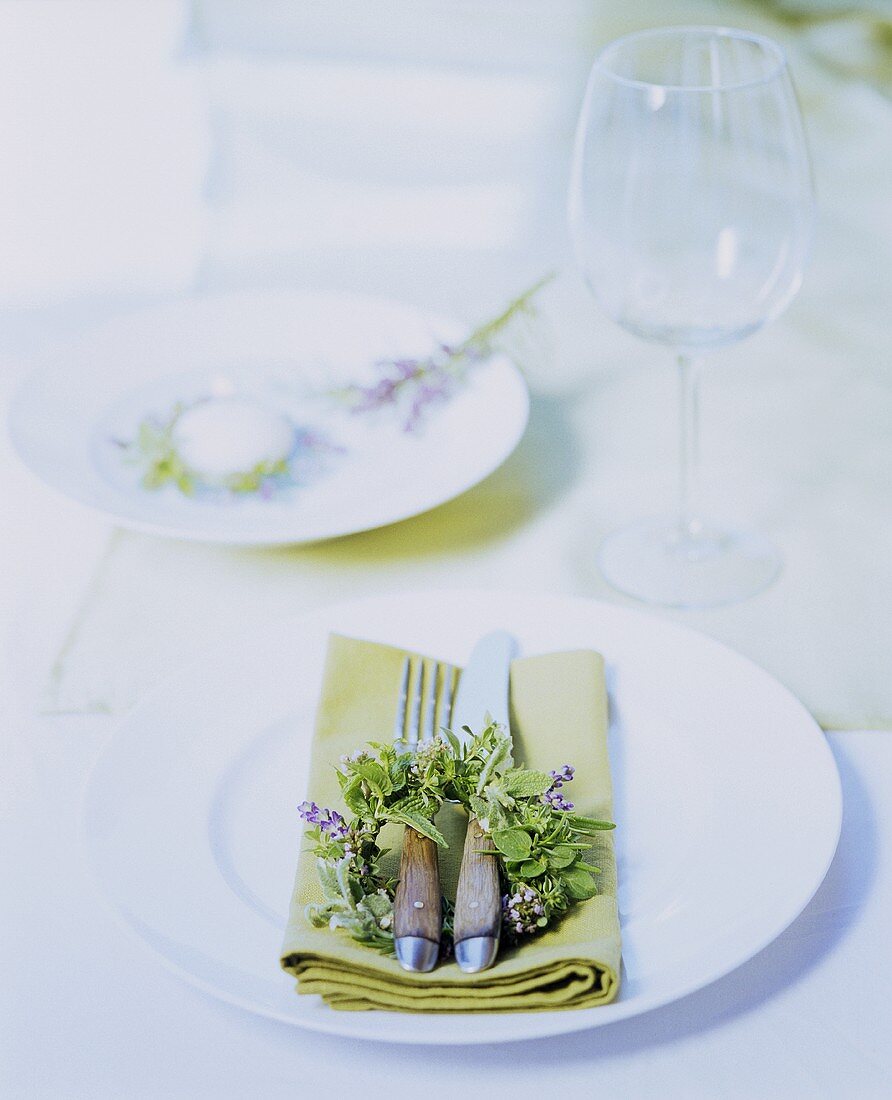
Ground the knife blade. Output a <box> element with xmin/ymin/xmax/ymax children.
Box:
<box><xmin>451</xmin><ymin>630</ymin><xmax>519</xmax><ymax>972</ymax></box>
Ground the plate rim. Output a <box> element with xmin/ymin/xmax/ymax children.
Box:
<box><xmin>80</xmin><ymin>587</ymin><xmax>843</xmax><ymax>1044</ymax></box>
<box><xmin>8</xmin><ymin>289</ymin><xmax>530</xmax><ymax>546</ymax></box>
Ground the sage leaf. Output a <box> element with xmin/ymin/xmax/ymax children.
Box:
<box><xmin>306</xmin><ymin>903</ymin><xmax>334</xmax><ymax>928</ymax></box>
<box><xmin>503</xmin><ymin>769</ymin><xmax>553</xmax><ymax>798</ymax></box>
<box><xmin>492</xmin><ymin>827</ymin><xmax>533</xmax><ymax>861</ymax></box>
<box><xmin>316</xmin><ymin>858</ymin><xmax>340</xmax><ymax>898</ymax></box>
<box><xmin>546</xmin><ymin>844</ymin><xmax>577</xmax><ymax>870</ymax></box>
<box><xmin>385</xmin><ymin>809</ymin><xmax>448</xmax><ymax>848</ymax></box>
<box><xmin>562</xmin><ymin>863</ymin><xmax>599</xmax><ymax>900</ymax></box>
<box><xmin>359</xmin><ymin>892</ymin><xmax>392</xmax><ymax>921</ymax></box>
<box><xmin>517</xmin><ymin>857</ymin><xmax>547</xmax><ymax>878</ymax></box>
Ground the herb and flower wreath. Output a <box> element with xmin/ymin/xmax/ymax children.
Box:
<box><xmin>299</xmin><ymin>722</ymin><xmax>614</xmax><ymax>958</ymax></box>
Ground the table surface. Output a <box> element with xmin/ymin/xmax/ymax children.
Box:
<box><xmin>3</xmin><ymin>3</ymin><xmax>891</xmax><ymax>1096</ymax></box>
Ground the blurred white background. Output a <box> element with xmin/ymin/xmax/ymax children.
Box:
<box><xmin>1</xmin><ymin>0</ymin><xmax>888</xmax><ymax>320</ymax></box>
<box><xmin>2</xmin><ymin>0</ymin><xmax>890</xmax><ymax>720</ymax></box>
<box><xmin>0</xmin><ymin>1</ymin><xmax>205</xmax><ymax>306</ymax></box>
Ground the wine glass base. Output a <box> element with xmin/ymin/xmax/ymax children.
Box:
<box><xmin>598</xmin><ymin>517</ymin><xmax>781</xmax><ymax>609</ymax></box>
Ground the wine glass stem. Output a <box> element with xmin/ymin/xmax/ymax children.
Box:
<box><xmin>677</xmin><ymin>353</ymin><xmax>702</xmax><ymax>540</ymax></box>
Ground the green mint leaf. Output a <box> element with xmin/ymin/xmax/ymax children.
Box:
<box><xmin>469</xmin><ymin>795</ymin><xmax>489</xmax><ymax>820</ymax></box>
<box><xmin>389</xmin><ymin>755</ymin><xmax>411</xmax><ymax>786</ymax></box>
<box><xmin>352</xmin><ymin>760</ymin><xmax>393</xmax><ymax>799</ymax></box>
<box><xmin>475</xmin><ymin>733</ymin><xmax>511</xmax><ymax>793</ymax></box>
<box><xmin>341</xmin><ymin>779</ymin><xmax>373</xmax><ymax>818</ymax></box>
<box><xmin>387</xmin><ymin>793</ymin><xmax>429</xmax><ymax>818</ymax></box>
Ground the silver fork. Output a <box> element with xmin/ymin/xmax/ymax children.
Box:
<box><xmin>392</xmin><ymin>657</ymin><xmax>455</xmax><ymax>972</ymax></box>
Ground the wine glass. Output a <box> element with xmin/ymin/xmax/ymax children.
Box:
<box><xmin>569</xmin><ymin>26</ymin><xmax>814</xmax><ymax>607</ymax></box>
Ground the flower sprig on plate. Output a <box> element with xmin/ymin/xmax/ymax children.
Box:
<box><xmin>111</xmin><ymin>277</ymin><xmax>552</xmax><ymax>502</ymax></box>
<box><xmin>299</xmin><ymin>721</ymin><xmax>614</xmax><ymax>959</ymax></box>
<box><xmin>114</xmin><ymin>398</ymin><xmax>333</xmax><ymax>500</ymax></box>
<box><xmin>328</xmin><ymin>273</ymin><xmax>553</xmax><ymax>432</ymax></box>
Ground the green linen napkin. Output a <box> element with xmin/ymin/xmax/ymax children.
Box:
<box><xmin>280</xmin><ymin>634</ymin><xmax>621</xmax><ymax>1012</ymax></box>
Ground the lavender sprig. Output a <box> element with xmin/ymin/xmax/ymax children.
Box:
<box><xmin>541</xmin><ymin>764</ymin><xmax>575</xmax><ymax>811</ymax></box>
<box><xmin>298</xmin><ymin>801</ymin><xmax>350</xmax><ymax>841</ymax></box>
<box><xmin>330</xmin><ymin>273</ymin><xmax>553</xmax><ymax>431</ymax></box>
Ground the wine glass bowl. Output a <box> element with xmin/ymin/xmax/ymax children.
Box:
<box><xmin>569</xmin><ymin>26</ymin><xmax>814</xmax><ymax>607</ymax></box>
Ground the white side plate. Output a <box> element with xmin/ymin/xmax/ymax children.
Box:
<box><xmin>9</xmin><ymin>291</ymin><xmax>529</xmax><ymax>545</ymax></box>
<box><xmin>82</xmin><ymin>590</ymin><xmax>841</xmax><ymax>1044</ymax></box>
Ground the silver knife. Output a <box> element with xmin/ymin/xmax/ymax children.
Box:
<box><xmin>451</xmin><ymin>631</ymin><xmax>519</xmax><ymax>972</ymax></box>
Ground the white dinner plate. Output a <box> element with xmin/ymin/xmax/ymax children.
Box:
<box><xmin>82</xmin><ymin>590</ymin><xmax>841</xmax><ymax>1045</ymax></box>
<box><xmin>9</xmin><ymin>291</ymin><xmax>529</xmax><ymax>545</ymax></box>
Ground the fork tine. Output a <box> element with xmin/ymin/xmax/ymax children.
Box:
<box><xmin>393</xmin><ymin>657</ymin><xmax>410</xmax><ymax>743</ymax></box>
<box><xmin>396</xmin><ymin>658</ymin><xmax>456</xmax><ymax>748</ymax></box>
<box><xmin>407</xmin><ymin>659</ymin><xmax>423</xmax><ymax>747</ymax></box>
<box><xmin>422</xmin><ymin>662</ymin><xmax>439</xmax><ymax>743</ymax></box>
<box><xmin>440</xmin><ymin>664</ymin><xmax>455</xmax><ymax>731</ymax></box>
<box><xmin>393</xmin><ymin>656</ymin><xmax>442</xmax><ymax>973</ymax></box>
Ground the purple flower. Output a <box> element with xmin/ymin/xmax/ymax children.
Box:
<box><xmin>543</xmin><ymin>763</ymin><xmax>576</xmax><ymax>809</ymax></box>
<box><xmin>329</xmin><ymin>277</ymin><xmax>549</xmax><ymax>433</ymax></box>
<box><xmin>298</xmin><ymin>800</ymin><xmax>321</xmax><ymax>824</ymax></box>
<box><xmin>542</xmin><ymin>789</ymin><xmax>574</xmax><ymax>812</ymax></box>
<box><xmin>502</xmin><ymin>886</ymin><xmax>547</xmax><ymax>937</ymax></box>
<box><xmin>298</xmin><ymin>801</ymin><xmax>350</xmax><ymax>840</ymax></box>
<box><xmin>391</xmin><ymin>358</ymin><xmax>422</xmax><ymax>380</ymax></box>
<box><xmin>549</xmin><ymin>764</ymin><xmax>575</xmax><ymax>786</ymax></box>
<box><xmin>337</xmin><ymin>350</ymin><xmax>457</xmax><ymax>433</ymax></box>
<box><xmin>321</xmin><ymin>809</ymin><xmax>350</xmax><ymax>841</ymax></box>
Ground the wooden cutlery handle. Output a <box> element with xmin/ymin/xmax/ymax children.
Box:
<box><xmin>393</xmin><ymin>827</ymin><xmax>442</xmax><ymax>945</ymax></box>
<box><xmin>453</xmin><ymin>816</ymin><xmax>501</xmax><ymax>968</ymax></box>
